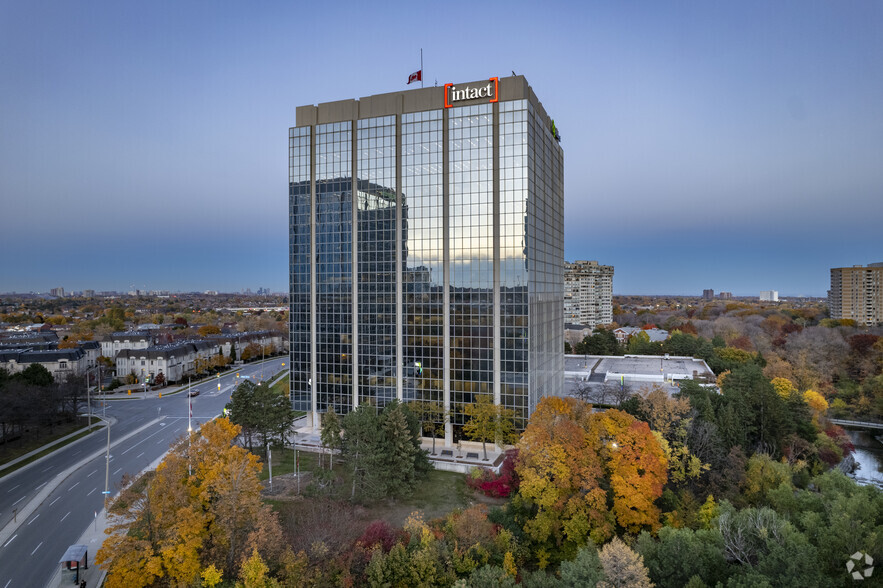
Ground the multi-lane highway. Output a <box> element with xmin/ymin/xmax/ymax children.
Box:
<box><xmin>0</xmin><ymin>358</ymin><xmax>286</xmax><ymax>588</ymax></box>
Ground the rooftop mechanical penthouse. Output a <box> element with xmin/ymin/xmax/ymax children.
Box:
<box><xmin>289</xmin><ymin>75</ymin><xmax>563</xmax><ymax>444</ymax></box>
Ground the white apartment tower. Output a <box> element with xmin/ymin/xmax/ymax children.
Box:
<box><xmin>564</xmin><ymin>260</ymin><xmax>614</xmax><ymax>328</ymax></box>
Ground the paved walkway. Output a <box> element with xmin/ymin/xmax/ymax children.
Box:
<box><xmin>290</xmin><ymin>417</ymin><xmax>509</xmax><ymax>473</ymax></box>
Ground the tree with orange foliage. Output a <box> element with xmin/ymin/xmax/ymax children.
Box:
<box><xmin>516</xmin><ymin>397</ymin><xmax>667</xmax><ymax>557</ymax></box>
<box><xmin>198</xmin><ymin>324</ymin><xmax>222</xmax><ymax>336</ymax></box>
<box><xmin>589</xmin><ymin>410</ymin><xmax>668</xmax><ymax>534</ymax></box>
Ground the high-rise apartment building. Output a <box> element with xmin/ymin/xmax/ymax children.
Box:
<box><xmin>829</xmin><ymin>264</ymin><xmax>883</xmax><ymax>326</ymax></box>
<box><xmin>702</xmin><ymin>289</ymin><xmax>714</xmax><ymax>300</ymax></box>
<box><xmin>289</xmin><ymin>75</ymin><xmax>564</xmax><ymax>440</ymax></box>
<box><xmin>563</xmin><ymin>260</ymin><xmax>613</xmax><ymax>328</ymax></box>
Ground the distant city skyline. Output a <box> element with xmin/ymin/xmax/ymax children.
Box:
<box><xmin>1</xmin><ymin>1</ymin><xmax>881</xmax><ymax>296</ymax></box>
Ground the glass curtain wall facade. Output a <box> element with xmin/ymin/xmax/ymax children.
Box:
<box><xmin>290</xmin><ymin>77</ymin><xmax>563</xmax><ymax>439</ymax></box>
<box><xmin>315</xmin><ymin>122</ymin><xmax>353</xmax><ymax>414</ymax></box>
<box><xmin>356</xmin><ymin>116</ymin><xmax>397</xmax><ymax>406</ymax></box>
<box><xmin>402</xmin><ymin>110</ymin><xmax>445</xmax><ymax>412</ymax></box>
<box><xmin>288</xmin><ymin>127</ymin><xmax>311</xmax><ymax>411</ymax></box>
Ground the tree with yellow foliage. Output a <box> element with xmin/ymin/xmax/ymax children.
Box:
<box><xmin>771</xmin><ymin>377</ymin><xmax>798</xmax><ymax>399</ymax></box>
<box><xmin>97</xmin><ymin>418</ymin><xmax>273</xmax><ymax>586</ymax></box>
<box><xmin>803</xmin><ymin>389</ymin><xmax>829</xmax><ymax>424</ymax></box>
<box><xmin>463</xmin><ymin>394</ymin><xmax>518</xmax><ymax>461</ymax></box>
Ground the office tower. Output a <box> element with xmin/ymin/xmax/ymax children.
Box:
<box><xmin>289</xmin><ymin>75</ymin><xmax>564</xmax><ymax>441</ymax></box>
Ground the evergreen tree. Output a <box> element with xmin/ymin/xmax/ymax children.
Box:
<box><xmin>380</xmin><ymin>401</ymin><xmax>418</xmax><ymax>498</ymax></box>
<box><xmin>341</xmin><ymin>405</ymin><xmax>385</xmax><ymax>500</ymax></box>
<box><xmin>320</xmin><ymin>406</ymin><xmax>341</xmax><ymax>469</ymax></box>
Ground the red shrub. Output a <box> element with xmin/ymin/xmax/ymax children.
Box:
<box><xmin>825</xmin><ymin>425</ymin><xmax>855</xmax><ymax>457</ymax></box>
<box><xmin>355</xmin><ymin>520</ymin><xmax>399</xmax><ymax>552</ymax></box>
<box><xmin>466</xmin><ymin>449</ymin><xmax>520</xmax><ymax>498</ymax></box>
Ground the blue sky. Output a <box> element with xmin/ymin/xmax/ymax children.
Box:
<box><xmin>1</xmin><ymin>1</ymin><xmax>881</xmax><ymax>296</ymax></box>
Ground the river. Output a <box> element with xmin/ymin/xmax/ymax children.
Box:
<box><xmin>846</xmin><ymin>429</ymin><xmax>883</xmax><ymax>489</ymax></box>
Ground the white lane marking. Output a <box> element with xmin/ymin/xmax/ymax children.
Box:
<box><xmin>60</xmin><ymin>511</ymin><xmax>70</xmax><ymax>522</ymax></box>
<box><xmin>27</xmin><ymin>514</ymin><xmax>39</xmax><ymax>525</ymax></box>
<box><xmin>6</xmin><ymin>484</ymin><xmax>20</xmax><ymax>494</ymax></box>
<box><xmin>71</xmin><ymin>450</ymin><xmax>80</xmax><ymax>455</ymax></box>
<box><xmin>50</xmin><ymin>497</ymin><xmax>60</xmax><ymax>506</ymax></box>
<box><xmin>36</xmin><ymin>481</ymin><xmax>47</xmax><ymax>490</ymax></box>
<box><xmin>87</xmin><ymin>488</ymin><xmax>96</xmax><ymax>496</ymax></box>
<box><xmin>68</xmin><ymin>482</ymin><xmax>79</xmax><ymax>492</ymax></box>
<box><xmin>30</xmin><ymin>541</ymin><xmax>42</xmax><ymax>555</ymax></box>
<box><xmin>156</xmin><ymin>439</ymin><xmax>164</xmax><ymax>444</ymax></box>
<box><xmin>136</xmin><ymin>452</ymin><xmax>144</xmax><ymax>458</ymax></box>
<box><xmin>5</xmin><ymin>579</ymin><xmax>12</xmax><ymax>588</ymax></box>
<box><xmin>12</xmin><ymin>496</ymin><xmax>25</xmax><ymax>506</ymax></box>
<box><xmin>120</xmin><ymin>426</ymin><xmax>168</xmax><ymax>455</ymax></box>
<box><xmin>42</xmin><ymin>466</ymin><xmax>53</xmax><ymax>472</ymax></box>
<box><xmin>3</xmin><ymin>535</ymin><xmax>16</xmax><ymax>547</ymax></box>
<box><xmin>87</xmin><ymin>469</ymin><xmax>97</xmax><ymax>477</ymax></box>
<box><xmin>113</xmin><ymin>467</ymin><xmax>122</xmax><ymax>475</ymax></box>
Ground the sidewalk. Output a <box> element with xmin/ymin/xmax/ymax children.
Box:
<box><xmin>45</xmin><ymin>449</ymin><xmax>170</xmax><ymax>588</ymax></box>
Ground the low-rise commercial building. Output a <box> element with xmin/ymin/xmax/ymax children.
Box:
<box><xmin>564</xmin><ymin>354</ymin><xmax>715</xmax><ymax>398</ymax></box>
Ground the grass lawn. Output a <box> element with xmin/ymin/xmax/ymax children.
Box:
<box><xmin>0</xmin><ymin>417</ymin><xmax>101</xmax><ymax>471</ymax></box>
<box><xmin>269</xmin><ymin>373</ymin><xmax>289</xmax><ymax>396</ymax></box>
<box><xmin>256</xmin><ymin>443</ymin><xmax>502</xmax><ymax>558</ymax></box>
<box><xmin>265</xmin><ymin>459</ymin><xmax>491</xmax><ymax>557</ymax></box>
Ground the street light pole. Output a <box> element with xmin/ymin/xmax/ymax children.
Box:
<box><xmin>267</xmin><ymin>442</ymin><xmax>272</xmax><ymax>492</ymax></box>
<box><xmin>103</xmin><ymin>420</ymin><xmax>111</xmax><ymax>509</ymax></box>
<box><xmin>188</xmin><ymin>377</ymin><xmax>192</xmax><ymax>477</ymax></box>
<box><xmin>86</xmin><ymin>368</ymin><xmax>92</xmax><ymax>430</ymax></box>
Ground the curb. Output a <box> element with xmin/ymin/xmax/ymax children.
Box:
<box><xmin>0</xmin><ymin>416</ymin><xmax>164</xmax><ymax>548</ymax></box>
<box><xmin>44</xmin><ymin>414</ymin><xmax>223</xmax><ymax>587</ymax></box>
<box><xmin>43</xmin><ymin>449</ymin><xmax>172</xmax><ymax>588</ymax></box>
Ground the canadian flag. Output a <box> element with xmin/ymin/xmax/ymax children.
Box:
<box><xmin>408</xmin><ymin>70</ymin><xmax>422</xmax><ymax>85</ymax></box>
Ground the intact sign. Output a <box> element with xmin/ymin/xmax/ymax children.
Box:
<box><xmin>444</xmin><ymin>77</ymin><xmax>499</xmax><ymax>108</ymax></box>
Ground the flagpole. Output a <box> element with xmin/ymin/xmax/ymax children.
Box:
<box><xmin>420</xmin><ymin>48</ymin><xmax>424</xmax><ymax>88</ymax></box>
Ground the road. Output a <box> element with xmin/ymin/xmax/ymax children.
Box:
<box><xmin>0</xmin><ymin>358</ymin><xmax>286</xmax><ymax>588</ymax></box>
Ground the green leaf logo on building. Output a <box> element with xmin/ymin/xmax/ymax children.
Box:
<box><xmin>846</xmin><ymin>551</ymin><xmax>874</xmax><ymax>581</ymax></box>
